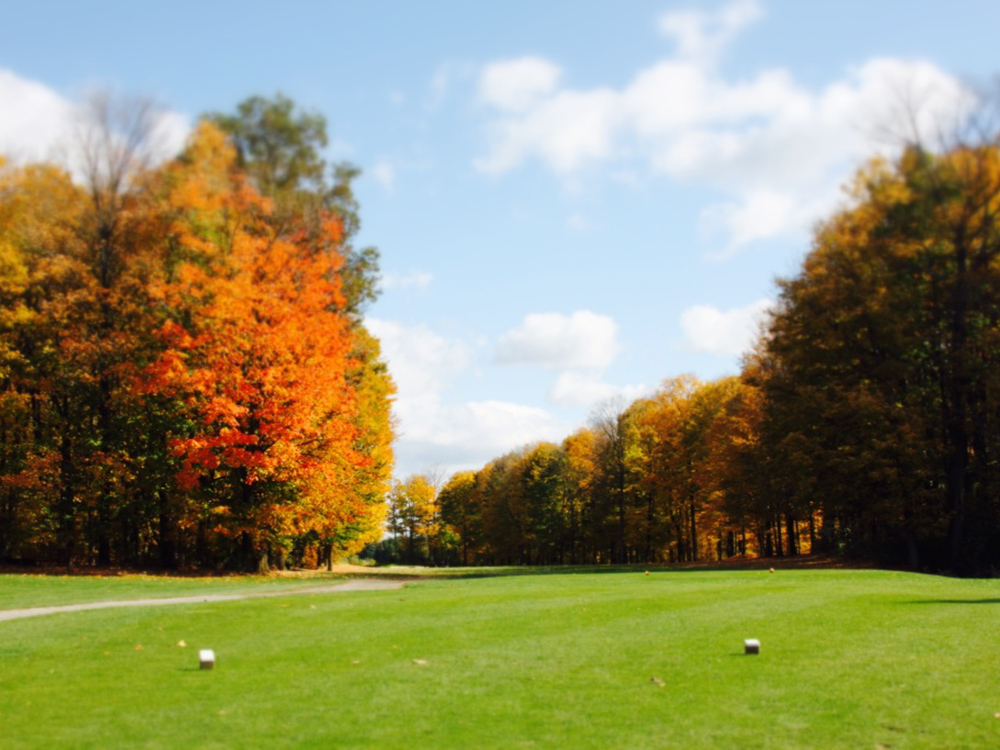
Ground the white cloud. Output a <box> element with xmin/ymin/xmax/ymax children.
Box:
<box><xmin>700</xmin><ymin>189</ymin><xmax>798</xmax><ymax>260</ymax></box>
<box><xmin>549</xmin><ymin>371</ymin><xmax>650</xmax><ymax>408</ymax></box>
<box><xmin>372</xmin><ymin>159</ymin><xmax>395</xmax><ymax>193</ymax></box>
<box><xmin>472</xmin><ymin>2</ymin><xmax>971</xmax><ymax>254</ymax></box>
<box><xmin>366</xmin><ymin>318</ymin><xmax>471</xmax><ymax>400</ymax></box>
<box><xmin>496</xmin><ymin>311</ymin><xmax>620</xmax><ymax>370</ymax></box>
<box><xmin>148</xmin><ymin>109</ymin><xmax>191</xmax><ymax>165</ymax></box>
<box><xmin>474</xmin><ymin>87</ymin><xmax>620</xmax><ymax>174</ymax></box>
<box><xmin>0</xmin><ymin>69</ymin><xmax>190</xmax><ymax>178</ymax></box>
<box><xmin>393</xmin><ymin>398</ymin><xmax>565</xmax><ymax>476</ymax></box>
<box><xmin>477</xmin><ymin>57</ymin><xmax>563</xmax><ymax>112</ymax></box>
<box><xmin>381</xmin><ymin>270</ymin><xmax>434</xmax><ymax>292</ymax></box>
<box><xmin>657</xmin><ymin>0</ymin><xmax>763</xmax><ymax>63</ymax></box>
<box><xmin>411</xmin><ymin>400</ymin><xmax>562</xmax><ymax>452</ymax></box>
<box><xmin>366</xmin><ymin>317</ymin><xmax>566</xmax><ymax>476</ymax></box>
<box><xmin>680</xmin><ymin>298</ymin><xmax>775</xmax><ymax>356</ymax></box>
<box><xmin>0</xmin><ymin>69</ymin><xmax>77</xmax><ymax>164</ymax></box>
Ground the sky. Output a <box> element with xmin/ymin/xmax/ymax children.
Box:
<box><xmin>1</xmin><ymin>0</ymin><xmax>998</xmax><ymax>480</ymax></box>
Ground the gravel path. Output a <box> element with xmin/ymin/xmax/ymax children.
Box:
<box><xmin>0</xmin><ymin>578</ymin><xmax>407</xmax><ymax>623</ymax></box>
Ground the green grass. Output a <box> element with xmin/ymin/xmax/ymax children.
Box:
<box><xmin>2</xmin><ymin>568</ymin><xmax>999</xmax><ymax>749</ymax></box>
<box><xmin>0</xmin><ymin>572</ymin><xmax>347</xmax><ymax>610</ymax></box>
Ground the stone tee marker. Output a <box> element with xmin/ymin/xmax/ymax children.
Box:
<box><xmin>199</xmin><ymin>649</ymin><xmax>216</xmax><ymax>670</ymax></box>
<box><xmin>744</xmin><ymin>638</ymin><xmax>760</xmax><ymax>655</ymax></box>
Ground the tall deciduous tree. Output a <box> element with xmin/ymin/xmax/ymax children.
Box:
<box><xmin>208</xmin><ymin>93</ymin><xmax>380</xmax><ymax>316</ymax></box>
<box><xmin>759</xmin><ymin>136</ymin><xmax>1000</xmax><ymax>573</ymax></box>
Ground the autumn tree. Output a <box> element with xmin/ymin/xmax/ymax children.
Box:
<box><xmin>387</xmin><ymin>474</ymin><xmax>438</xmax><ymax>564</ymax></box>
<box><xmin>758</xmin><ymin>133</ymin><xmax>1000</xmax><ymax>573</ymax></box>
<box><xmin>438</xmin><ymin>470</ymin><xmax>480</xmax><ymax>565</ymax></box>
<box><xmin>589</xmin><ymin>399</ymin><xmax>635</xmax><ymax>563</ymax></box>
<box><xmin>208</xmin><ymin>94</ymin><xmax>395</xmax><ymax>569</ymax></box>
<box><xmin>0</xmin><ymin>90</ymin><xmax>396</xmax><ymax>571</ymax></box>
<box><xmin>558</xmin><ymin>428</ymin><xmax>598</xmax><ymax>564</ymax></box>
<box><xmin>208</xmin><ymin>93</ymin><xmax>379</xmax><ymax>317</ymax></box>
<box><xmin>0</xmin><ymin>159</ymin><xmax>87</xmax><ymax>561</ymax></box>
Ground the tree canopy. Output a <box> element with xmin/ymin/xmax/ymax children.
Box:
<box><xmin>372</xmin><ymin>131</ymin><xmax>1000</xmax><ymax>577</ymax></box>
<box><xmin>0</xmin><ymin>95</ymin><xmax>394</xmax><ymax>571</ymax></box>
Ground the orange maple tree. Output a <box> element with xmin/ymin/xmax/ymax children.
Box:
<box><xmin>141</xmin><ymin>123</ymin><xmax>372</xmax><ymax>569</ymax></box>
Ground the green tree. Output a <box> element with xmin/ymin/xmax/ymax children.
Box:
<box><xmin>207</xmin><ymin>93</ymin><xmax>379</xmax><ymax>316</ymax></box>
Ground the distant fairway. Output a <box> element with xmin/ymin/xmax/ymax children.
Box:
<box><xmin>1</xmin><ymin>568</ymin><xmax>998</xmax><ymax>749</ymax></box>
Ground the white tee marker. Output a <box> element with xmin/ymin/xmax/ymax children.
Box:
<box><xmin>199</xmin><ymin>649</ymin><xmax>216</xmax><ymax>670</ymax></box>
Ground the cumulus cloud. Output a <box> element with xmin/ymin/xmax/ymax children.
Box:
<box><xmin>0</xmin><ymin>69</ymin><xmax>77</xmax><ymax>164</ymax></box>
<box><xmin>473</xmin><ymin>1</ymin><xmax>972</xmax><ymax>254</ymax></box>
<box><xmin>494</xmin><ymin>310</ymin><xmax>646</xmax><ymax>411</ymax></box>
<box><xmin>404</xmin><ymin>400</ymin><xmax>563</xmax><ymax>454</ymax></box>
<box><xmin>680</xmin><ymin>298</ymin><xmax>775</xmax><ymax>356</ymax></box>
<box><xmin>549</xmin><ymin>371</ymin><xmax>650</xmax><ymax>408</ymax></box>
<box><xmin>474</xmin><ymin>87</ymin><xmax>619</xmax><ymax>174</ymax></box>
<box><xmin>367</xmin><ymin>317</ymin><xmax>566</xmax><ymax>476</ymax></box>
<box><xmin>496</xmin><ymin>311</ymin><xmax>620</xmax><ymax>370</ymax></box>
<box><xmin>657</xmin><ymin>0</ymin><xmax>764</xmax><ymax>63</ymax></box>
<box><xmin>366</xmin><ymin>318</ymin><xmax>471</xmax><ymax>400</ymax></box>
<box><xmin>393</xmin><ymin>398</ymin><xmax>566</xmax><ymax>477</ymax></box>
<box><xmin>699</xmin><ymin>189</ymin><xmax>798</xmax><ymax>259</ymax></box>
<box><xmin>477</xmin><ymin>57</ymin><xmax>563</xmax><ymax>112</ymax></box>
<box><xmin>0</xmin><ymin>69</ymin><xmax>190</xmax><ymax>178</ymax></box>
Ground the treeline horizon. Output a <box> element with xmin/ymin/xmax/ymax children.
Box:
<box><xmin>0</xmin><ymin>94</ymin><xmax>395</xmax><ymax>572</ymax></box>
<box><xmin>378</xmin><ymin>124</ymin><xmax>1000</xmax><ymax>577</ymax></box>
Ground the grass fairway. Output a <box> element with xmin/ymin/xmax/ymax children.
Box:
<box><xmin>1</xmin><ymin>569</ymin><xmax>999</xmax><ymax>749</ymax></box>
<box><xmin>0</xmin><ymin>572</ymin><xmax>351</xmax><ymax>611</ymax></box>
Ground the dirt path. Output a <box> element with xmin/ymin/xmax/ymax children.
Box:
<box><xmin>0</xmin><ymin>578</ymin><xmax>407</xmax><ymax>623</ymax></box>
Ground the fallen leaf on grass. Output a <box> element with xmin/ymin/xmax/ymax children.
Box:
<box><xmin>350</xmin><ymin>660</ymin><xmax>361</xmax><ymax>665</ymax></box>
<box><xmin>650</xmin><ymin>677</ymin><xmax>665</xmax><ymax>687</ymax></box>
<box><xmin>134</xmin><ymin>645</ymin><xmax>144</xmax><ymax>651</ymax></box>
<box><xmin>177</xmin><ymin>641</ymin><xmax>187</xmax><ymax>648</ymax></box>
<box><xmin>413</xmin><ymin>659</ymin><xmax>429</xmax><ymax>666</ymax></box>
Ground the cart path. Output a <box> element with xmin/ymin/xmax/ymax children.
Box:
<box><xmin>0</xmin><ymin>578</ymin><xmax>408</xmax><ymax>622</ymax></box>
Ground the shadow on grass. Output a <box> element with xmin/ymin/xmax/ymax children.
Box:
<box><xmin>0</xmin><ymin>554</ymin><xmax>871</xmax><ymax>583</ymax></box>
<box><xmin>363</xmin><ymin>557</ymin><xmax>855</xmax><ymax>581</ymax></box>
<box><xmin>903</xmin><ymin>599</ymin><xmax>1000</xmax><ymax>604</ymax></box>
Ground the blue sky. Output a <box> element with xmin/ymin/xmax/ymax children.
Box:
<box><xmin>2</xmin><ymin>0</ymin><xmax>998</xmax><ymax>479</ymax></box>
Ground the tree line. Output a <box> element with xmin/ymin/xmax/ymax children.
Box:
<box><xmin>377</xmin><ymin>130</ymin><xmax>1000</xmax><ymax>576</ymax></box>
<box><xmin>0</xmin><ymin>94</ymin><xmax>394</xmax><ymax>572</ymax></box>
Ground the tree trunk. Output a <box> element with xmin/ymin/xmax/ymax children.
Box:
<box><xmin>158</xmin><ymin>491</ymin><xmax>177</xmax><ymax>569</ymax></box>
<box><xmin>785</xmin><ymin>512</ymin><xmax>798</xmax><ymax>556</ymax></box>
